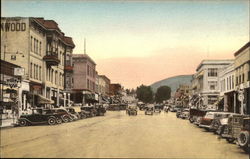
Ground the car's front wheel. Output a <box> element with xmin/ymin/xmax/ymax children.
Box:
<box><xmin>56</xmin><ymin>118</ymin><xmax>62</xmax><ymax>124</ymax></box>
<box><xmin>62</xmin><ymin>115</ymin><xmax>70</xmax><ymax>123</ymax></box>
<box><xmin>19</xmin><ymin>119</ymin><xmax>27</xmax><ymax>126</ymax></box>
<box><xmin>238</xmin><ymin>131</ymin><xmax>249</xmax><ymax>148</ymax></box>
<box><xmin>48</xmin><ymin>117</ymin><xmax>56</xmax><ymax>125</ymax></box>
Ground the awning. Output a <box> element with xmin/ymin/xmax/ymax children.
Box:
<box><xmin>37</xmin><ymin>94</ymin><xmax>54</xmax><ymax>104</ymax></box>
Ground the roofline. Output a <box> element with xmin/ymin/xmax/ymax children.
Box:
<box><xmin>234</xmin><ymin>41</ymin><xmax>250</xmax><ymax>56</ymax></box>
<box><xmin>196</xmin><ymin>59</ymin><xmax>234</xmax><ymax>72</ymax></box>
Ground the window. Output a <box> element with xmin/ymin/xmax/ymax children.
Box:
<box><xmin>39</xmin><ymin>66</ymin><xmax>41</xmax><ymax>80</ymax></box>
<box><xmin>33</xmin><ymin>38</ymin><xmax>36</xmax><ymax>53</ymax></box>
<box><xmin>232</xmin><ymin>75</ymin><xmax>234</xmax><ymax>89</ymax></box>
<box><xmin>208</xmin><ymin>81</ymin><xmax>217</xmax><ymax>90</ymax></box>
<box><xmin>31</xmin><ymin>36</ymin><xmax>33</xmax><ymax>52</ymax></box>
<box><xmin>248</xmin><ymin>71</ymin><xmax>250</xmax><ymax>81</ymax></box>
<box><xmin>242</xmin><ymin>73</ymin><xmax>245</xmax><ymax>83</ymax></box>
<box><xmin>30</xmin><ymin>63</ymin><xmax>33</xmax><ymax>78</ymax></box>
<box><xmin>51</xmin><ymin>70</ymin><xmax>54</xmax><ymax>83</ymax></box>
<box><xmin>39</xmin><ymin>42</ymin><xmax>42</xmax><ymax>55</ymax></box>
<box><xmin>55</xmin><ymin>71</ymin><xmax>58</xmax><ymax>85</ymax></box>
<box><xmin>208</xmin><ymin>68</ymin><xmax>218</xmax><ymax>77</ymax></box>
<box><xmin>87</xmin><ymin>65</ymin><xmax>90</xmax><ymax>75</ymax></box>
<box><xmin>87</xmin><ymin>79</ymin><xmax>89</xmax><ymax>89</ymax></box>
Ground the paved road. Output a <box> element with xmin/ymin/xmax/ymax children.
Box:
<box><xmin>0</xmin><ymin>111</ymin><xmax>249</xmax><ymax>158</ymax></box>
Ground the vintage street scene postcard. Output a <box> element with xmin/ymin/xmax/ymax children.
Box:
<box><xmin>0</xmin><ymin>0</ymin><xmax>250</xmax><ymax>158</ymax></box>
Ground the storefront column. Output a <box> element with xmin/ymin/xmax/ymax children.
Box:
<box><xmin>63</xmin><ymin>92</ymin><xmax>66</xmax><ymax>107</ymax></box>
<box><xmin>57</xmin><ymin>88</ymin><xmax>59</xmax><ymax>107</ymax></box>
<box><xmin>234</xmin><ymin>93</ymin><xmax>236</xmax><ymax>113</ymax></box>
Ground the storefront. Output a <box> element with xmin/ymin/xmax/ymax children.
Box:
<box><xmin>0</xmin><ymin>60</ymin><xmax>22</xmax><ymax>120</ymax></box>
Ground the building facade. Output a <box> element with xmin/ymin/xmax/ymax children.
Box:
<box><xmin>218</xmin><ymin>63</ymin><xmax>237</xmax><ymax>112</ymax></box>
<box><xmin>193</xmin><ymin>60</ymin><xmax>234</xmax><ymax>109</ymax></box>
<box><xmin>1</xmin><ymin>17</ymin><xmax>75</xmax><ymax>112</ymax></box>
<box><xmin>72</xmin><ymin>54</ymin><xmax>97</xmax><ymax>104</ymax></box>
<box><xmin>234</xmin><ymin>42</ymin><xmax>250</xmax><ymax>114</ymax></box>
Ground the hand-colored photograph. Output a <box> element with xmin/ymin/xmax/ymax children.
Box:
<box><xmin>0</xmin><ymin>0</ymin><xmax>249</xmax><ymax>158</ymax></box>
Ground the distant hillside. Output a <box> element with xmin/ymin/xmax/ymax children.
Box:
<box><xmin>150</xmin><ymin>75</ymin><xmax>193</xmax><ymax>94</ymax></box>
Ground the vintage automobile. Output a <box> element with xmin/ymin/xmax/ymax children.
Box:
<box><xmin>180</xmin><ymin>109</ymin><xmax>189</xmax><ymax>119</ymax></box>
<box><xmin>95</xmin><ymin>104</ymin><xmax>106</xmax><ymax>116</ymax></box>
<box><xmin>171</xmin><ymin>105</ymin><xmax>182</xmax><ymax>112</ymax></box>
<box><xmin>65</xmin><ymin>107</ymin><xmax>80</xmax><ymax>120</ymax></box>
<box><xmin>145</xmin><ymin>106</ymin><xmax>154</xmax><ymax>115</ymax></box>
<box><xmin>220</xmin><ymin>114</ymin><xmax>249</xmax><ymax>143</ymax></box>
<box><xmin>18</xmin><ymin>108</ymin><xmax>61</xmax><ymax>126</ymax></box>
<box><xmin>176</xmin><ymin>108</ymin><xmax>183</xmax><ymax>118</ymax></box>
<box><xmin>52</xmin><ymin>108</ymin><xmax>74</xmax><ymax>122</ymax></box>
<box><xmin>137</xmin><ymin>102</ymin><xmax>146</xmax><ymax>110</ymax></box>
<box><xmin>210</xmin><ymin>112</ymin><xmax>236</xmax><ymax>133</ymax></box>
<box><xmin>154</xmin><ymin>105</ymin><xmax>162</xmax><ymax>113</ymax></box>
<box><xmin>237</xmin><ymin>117</ymin><xmax>250</xmax><ymax>153</ymax></box>
<box><xmin>127</xmin><ymin>105</ymin><xmax>137</xmax><ymax>116</ymax></box>
<box><xmin>189</xmin><ymin>108</ymin><xmax>207</xmax><ymax>123</ymax></box>
<box><xmin>199</xmin><ymin>111</ymin><xmax>222</xmax><ymax>131</ymax></box>
<box><xmin>80</xmin><ymin>106</ymin><xmax>97</xmax><ymax>118</ymax></box>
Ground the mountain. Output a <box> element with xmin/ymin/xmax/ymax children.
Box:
<box><xmin>150</xmin><ymin>75</ymin><xmax>193</xmax><ymax>93</ymax></box>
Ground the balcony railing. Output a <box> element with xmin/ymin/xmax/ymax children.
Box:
<box><xmin>43</xmin><ymin>51</ymin><xmax>60</xmax><ymax>66</ymax></box>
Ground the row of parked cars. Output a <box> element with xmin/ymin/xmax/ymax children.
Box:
<box><xmin>18</xmin><ymin>105</ymin><xmax>106</xmax><ymax>126</ymax></box>
<box><xmin>173</xmin><ymin>107</ymin><xmax>250</xmax><ymax>153</ymax></box>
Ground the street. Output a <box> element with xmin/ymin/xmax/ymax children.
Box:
<box><xmin>0</xmin><ymin>111</ymin><xmax>249</xmax><ymax>158</ymax></box>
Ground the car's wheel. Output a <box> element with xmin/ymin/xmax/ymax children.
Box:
<box><xmin>238</xmin><ymin>131</ymin><xmax>249</xmax><ymax>147</ymax></box>
<box><xmin>48</xmin><ymin>117</ymin><xmax>56</xmax><ymax>125</ymax></box>
<box><xmin>56</xmin><ymin>118</ymin><xmax>62</xmax><ymax>124</ymax></box>
<box><xmin>19</xmin><ymin>119</ymin><xmax>27</xmax><ymax>126</ymax></box>
<box><xmin>62</xmin><ymin>115</ymin><xmax>70</xmax><ymax>123</ymax></box>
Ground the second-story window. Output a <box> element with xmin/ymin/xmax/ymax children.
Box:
<box><xmin>30</xmin><ymin>36</ymin><xmax>33</xmax><ymax>52</ymax></box>
<box><xmin>39</xmin><ymin>42</ymin><xmax>42</xmax><ymax>55</ymax></box>
<box><xmin>208</xmin><ymin>68</ymin><xmax>218</xmax><ymax>77</ymax></box>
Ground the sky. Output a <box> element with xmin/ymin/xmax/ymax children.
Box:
<box><xmin>2</xmin><ymin>0</ymin><xmax>250</xmax><ymax>89</ymax></box>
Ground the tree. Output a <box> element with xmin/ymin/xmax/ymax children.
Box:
<box><xmin>136</xmin><ymin>85</ymin><xmax>154</xmax><ymax>103</ymax></box>
<box><xmin>155</xmin><ymin>86</ymin><xmax>171</xmax><ymax>103</ymax></box>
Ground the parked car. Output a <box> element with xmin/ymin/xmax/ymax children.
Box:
<box><xmin>237</xmin><ymin>117</ymin><xmax>250</xmax><ymax>153</ymax></box>
<box><xmin>199</xmin><ymin>111</ymin><xmax>220</xmax><ymax>131</ymax></box>
<box><xmin>80</xmin><ymin>106</ymin><xmax>97</xmax><ymax>118</ymax></box>
<box><xmin>176</xmin><ymin>108</ymin><xmax>183</xmax><ymax>118</ymax></box>
<box><xmin>65</xmin><ymin>107</ymin><xmax>80</xmax><ymax>120</ymax></box>
<box><xmin>127</xmin><ymin>105</ymin><xmax>137</xmax><ymax>116</ymax></box>
<box><xmin>180</xmin><ymin>109</ymin><xmax>189</xmax><ymax>119</ymax></box>
<box><xmin>52</xmin><ymin>108</ymin><xmax>74</xmax><ymax>122</ymax></box>
<box><xmin>18</xmin><ymin>108</ymin><xmax>61</xmax><ymax>126</ymax></box>
<box><xmin>189</xmin><ymin>108</ymin><xmax>207</xmax><ymax>123</ymax></box>
<box><xmin>210</xmin><ymin>112</ymin><xmax>236</xmax><ymax>133</ymax></box>
<box><xmin>171</xmin><ymin>105</ymin><xmax>182</xmax><ymax>112</ymax></box>
<box><xmin>145</xmin><ymin>106</ymin><xmax>154</xmax><ymax>115</ymax></box>
<box><xmin>95</xmin><ymin>104</ymin><xmax>106</xmax><ymax>116</ymax></box>
<box><xmin>154</xmin><ymin>105</ymin><xmax>162</xmax><ymax>113</ymax></box>
<box><xmin>220</xmin><ymin>114</ymin><xmax>249</xmax><ymax>143</ymax></box>
<box><xmin>137</xmin><ymin>102</ymin><xmax>146</xmax><ymax>110</ymax></box>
